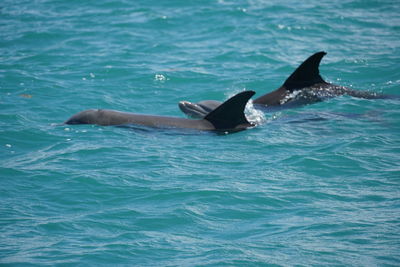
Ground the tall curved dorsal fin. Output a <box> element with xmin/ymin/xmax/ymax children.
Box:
<box><xmin>204</xmin><ymin>91</ymin><xmax>255</xmax><ymax>130</ymax></box>
<box><xmin>283</xmin><ymin>51</ymin><xmax>327</xmax><ymax>91</ymax></box>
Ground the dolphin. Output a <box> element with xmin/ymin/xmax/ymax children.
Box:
<box><xmin>65</xmin><ymin>91</ymin><xmax>255</xmax><ymax>133</ymax></box>
<box><xmin>179</xmin><ymin>51</ymin><xmax>392</xmax><ymax>118</ymax></box>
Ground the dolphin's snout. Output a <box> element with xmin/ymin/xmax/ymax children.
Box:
<box><xmin>179</xmin><ymin>101</ymin><xmax>209</xmax><ymax>119</ymax></box>
<box><xmin>178</xmin><ymin>101</ymin><xmax>191</xmax><ymax>110</ymax></box>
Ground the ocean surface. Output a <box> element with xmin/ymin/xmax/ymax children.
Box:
<box><xmin>1</xmin><ymin>0</ymin><xmax>400</xmax><ymax>266</ymax></box>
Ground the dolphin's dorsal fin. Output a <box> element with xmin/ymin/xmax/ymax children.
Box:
<box><xmin>204</xmin><ymin>91</ymin><xmax>255</xmax><ymax>130</ymax></box>
<box><xmin>283</xmin><ymin>51</ymin><xmax>327</xmax><ymax>91</ymax></box>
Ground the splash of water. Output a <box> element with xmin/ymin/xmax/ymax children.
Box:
<box><xmin>245</xmin><ymin>100</ymin><xmax>266</xmax><ymax>126</ymax></box>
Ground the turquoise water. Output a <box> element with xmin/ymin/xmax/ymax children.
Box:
<box><xmin>1</xmin><ymin>0</ymin><xmax>400</xmax><ymax>265</ymax></box>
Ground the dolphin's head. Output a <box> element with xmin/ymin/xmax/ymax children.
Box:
<box><xmin>178</xmin><ymin>100</ymin><xmax>221</xmax><ymax>119</ymax></box>
<box><xmin>64</xmin><ymin>109</ymin><xmax>99</xmax><ymax>124</ymax></box>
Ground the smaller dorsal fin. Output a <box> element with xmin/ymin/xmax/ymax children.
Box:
<box><xmin>283</xmin><ymin>51</ymin><xmax>327</xmax><ymax>91</ymax></box>
<box><xmin>204</xmin><ymin>91</ymin><xmax>255</xmax><ymax>130</ymax></box>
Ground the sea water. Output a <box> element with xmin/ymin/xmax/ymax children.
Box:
<box><xmin>1</xmin><ymin>0</ymin><xmax>399</xmax><ymax>266</ymax></box>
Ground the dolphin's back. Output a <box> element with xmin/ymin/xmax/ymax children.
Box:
<box><xmin>65</xmin><ymin>109</ymin><xmax>214</xmax><ymax>129</ymax></box>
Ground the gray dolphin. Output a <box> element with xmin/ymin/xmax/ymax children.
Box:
<box><xmin>179</xmin><ymin>52</ymin><xmax>392</xmax><ymax>118</ymax></box>
<box><xmin>65</xmin><ymin>91</ymin><xmax>255</xmax><ymax>133</ymax></box>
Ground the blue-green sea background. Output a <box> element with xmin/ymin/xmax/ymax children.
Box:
<box><xmin>1</xmin><ymin>0</ymin><xmax>400</xmax><ymax>265</ymax></box>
